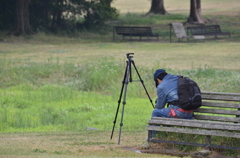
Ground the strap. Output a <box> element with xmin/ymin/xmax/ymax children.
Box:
<box><xmin>169</xmin><ymin>109</ymin><xmax>178</xmax><ymax>118</ymax></box>
<box><xmin>177</xmin><ymin>109</ymin><xmax>193</xmax><ymax>113</ymax></box>
<box><xmin>170</xmin><ymin>109</ymin><xmax>176</xmax><ymax>117</ymax></box>
<box><xmin>169</xmin><ymin>109</ymin><xmax>193</xmax><ymax>118</ymax></box>
<box><xmin>169</xmin><ymin>100</ymin><xmax>179</xmax><ymax>105</ymax></box>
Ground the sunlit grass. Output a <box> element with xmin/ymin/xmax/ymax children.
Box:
<box><xmin>0</xmin><ymin>57</ymin><xmax>239</xmax><ymax>133</ymax></box>
<box><xmin>0</xmin><ymin>85</ymin><xmax>153</xmax><ymax>132</ymax></box>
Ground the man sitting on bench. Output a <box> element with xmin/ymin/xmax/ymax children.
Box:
<box><xmin>151</xmin><ymin>69</ymin><xmax>194</xmax><ymax>137</ymax></box>
<box><xmin>153</xmin><ymin>69</ymin><xmax>194</xmax><ymax>119</ymax></box>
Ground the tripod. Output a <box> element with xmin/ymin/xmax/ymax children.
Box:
<box><xmin>110</xmin><ymin>53</ymin><xmax>154</xmax><ymax>145</ymax></box>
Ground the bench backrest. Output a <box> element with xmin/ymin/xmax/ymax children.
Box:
<box><xmin>204</xmin><ymin>25</ymin><xmax>221</xmax><ymax>33</ymax></box>
<box><xmin>187</xmin><ymin>26</ymin><xmax>205</xmax><ymax>35</ymax></box>
<box><xmin>187</xmin><ymin>25</ymin><xmax>222</xmax><ymax>35</ymax></box>
<box><xmin>171</xmin><ymin>23</ymin><xmax>188</xmax><ymax>38</ymax></box>
<box><xmin>132</xmin><ymin>27</ymin><xmax>153</xmax><ymax>35</ymax></box>
<box><xmin>194</xmin><ymin>91</ymin><xmax>240</xmax><ymax>123</ymax></box>
<box><xmin>114</xmin><ymin>26</ymin><xmax>133</xmax><ymax>35</ymax></box>
<box><xmin>114</xmin><ymin>26</ymin><xmax>153</xmax><ymax>35</ymax></box>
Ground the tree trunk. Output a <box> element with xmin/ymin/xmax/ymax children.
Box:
<box><xmin>51</xmin><ymin>0</ymin><xmax>64</xmax><ymax>27</ymax></box>
<box><xmin>146</xmin><ymin>0</ymin><xmax>167</xmax><ymax>15</ymax></box>
<box><xmin>187</xmin><ymin>0</ymin><xmax>205</xmax><ymax>23</ymax></box>
<box><xmin>11</xmin><ymin>0</ymin><xmax>33</xmax><ymax>35</ymax></box>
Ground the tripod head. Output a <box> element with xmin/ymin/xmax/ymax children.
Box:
<box><xmin>126</xmin><ymin>53</ymin><xmax>134</xmax><ymax>60</ymax></box>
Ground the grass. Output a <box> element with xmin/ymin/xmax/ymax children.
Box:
<box><xmin>0</xmin><ymin>131</ymin><xmax>180</xmax><ymax>158</ymax></box>
<box><xmin>0</xmin><ymin>57</ymin><xmax>239</xmax><ymax>157</ymax></box>
<box><xmin>1</xmin><ymin>42</ymin><xmax>240</xmax><ymax>70</ymax></box>
<box><xmin>112</xmin><ymin>0</ymin><xmax>240</xmax><ymax>14</ymax></box>
<box><xmin>0</xmin><ymin>0</ymin><xmax>240</xmax><ymax>157</ymax></box>
<box><xmin>1</xmin><ymin>43</ymin><xmax>240</xmax><ymax>158</ymax></box>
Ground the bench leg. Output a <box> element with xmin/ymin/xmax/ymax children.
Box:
<box><xmin>206</xmin><ymin>135</ymin><xmax>211</xmax><ymax>150</ymax></box>
<box><xmin>170</xmin><ymin>24</ymin><xmax>172</xmax><ymax>43</ymax></box>
<box><xmin>113</xmin><ymin>29</ymin><xmax>115</xmax><ymax>41</ymax></box>
<box><xmin>147</xmin><ymin>130</ymin><xmax>152</xmax><ymax>142</ymax></box>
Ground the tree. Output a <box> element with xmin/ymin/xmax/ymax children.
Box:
<box><xmin>146</xmin><ymin>0</ymin><xmax>167</xmax><ymax>15</ymax></box>
<box><xmin>100</xmin><ymin>0</ymin><xmax>112</xmax><ymax>7</ymax></box>
<box><xmin>11</xmin><ymin>0</ymin><xmax>33</xmax><ymax>35</ymax></box>
<box><xmin>187</xmin><ymin>0</ymin><xmax>205</xmax><ymax>23</ymax></box>
<box><xmin>0</xmin><ymin>0</ymin><xmax>15</xmax><ymax>30</ymax></box>
<box><xmin>1</xmin><ymin>0</ymin><xmax>118</xmax><ymax>34</ymax></box>
<box><xmin>83</xmin><ymin>0</ymin><xmax>118</xmax><ymax>29</ymax></box>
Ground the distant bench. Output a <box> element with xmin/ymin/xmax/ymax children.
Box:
<box><xmin>169</xmin><ymin>23</ymin><xmax>205</xmax><ymax>43</ymax></box>
<box><xmin>187</xmin><ymin>25</ymin><xmax>231</xmax><ymax>39</ymax></box>
<box><xmin>113</xmin><ymin>26</ymin><xmax>159</xmax><ymax>41</ymax></box>
<box><xmin>147</xmin><ymin>91</ymin><xmax>240</xmax><ymax>150</ymax></box>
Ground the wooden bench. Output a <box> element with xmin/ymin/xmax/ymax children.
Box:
<box><xmin>113</xmin><ymin>26</ymin><xmax>159</xmax><ymax>41</ymax></box>
<box><xmin>187</xmin><ymin>25</ymin><xmax>231</xmax><ymax>39</ymax></box>
<box><xmin>170</xmin><ymin>23</ymin><xmax>205</xmax><ymax>43</ymax></box>
<box><xmin>147</xmin><ymin>91</ymin><xmax>240</xmax><ymax>150</ymax></box>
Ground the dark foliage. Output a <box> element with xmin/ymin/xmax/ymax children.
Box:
<box><xmin>0</xmin><ymin>0</ymin><xmax>118</xmax><ymax>33</ymax></box>
<box><xmin>0</xmin><ymin>0</ymin><xmax>15</xmax><ymax>30</ymax></box>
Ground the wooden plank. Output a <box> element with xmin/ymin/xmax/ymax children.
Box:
<box><xmin>201</xmin><ymin>101</ymin><xmax>240</xmax><ymax>108</ymax></box>
<box><xmin>148</xmin><ymin>118</ymin><xmax>240</xmax><ymax>131</ymax></box>
<box><xmin>194</xmin><ymin>115</ymin><xmax>240</xmax><ymax>123</ymax></box>
<box><xmin>193</xmin><ymin>35</ymin><xmax>205</xmax><ymax>40</ymax></box>
<box><xmin>146</xmin><ymin>126</ymin><xmax>240</xmax><ymax>138</ymax></box>
<box><xmin>194</xmin><ymin>108</ymin><xmax>240</xmax><ymax>115</ymax></box>
<box><xmin>201</xmin><ymin>91</ymin><xmax>240</xmax><ymax>101</ymax></box>
<box><xmin>171</xmin><ymin>23</ymin><xmax>188</xmax><ymax>38</ymax></box>
<box><xmin>150</xmin><ymin>117</ymin><xmax>240</xmax><ymax>126</ymax></box>
<box><xmin>202</xmin><ymin>94</ymin><xmax>240</xmax><ymax>101</ymax></box>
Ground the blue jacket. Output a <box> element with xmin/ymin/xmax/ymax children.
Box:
<box><xmin>155</xmin><ymin>74</ymin><xmax>179</xmax><ymax>109</ymax></box>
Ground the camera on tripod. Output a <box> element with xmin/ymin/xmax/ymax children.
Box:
<box><xmin>126</xmin><ymin>53</ymin><xmax>134</xmax><ymax>59</ymax></box>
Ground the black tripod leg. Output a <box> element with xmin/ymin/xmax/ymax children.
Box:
<box><xmin>118</xmin><ymin>61</ymin><xmax>130</xmax><ymax>145</ymax></box>
<box><xmin>129</xmin><ymin>59</ymin><xmax>132</xmax><ymax>82</ymax></box>
<box><xmin>110</xmin><ymin>61</ymin><xmax>128</xmax><ymax>140</ymax></box>
<box><xmin>131</xmin><ymin>60</ymin><xmax>154</xmax><ymax>109</ymax></box>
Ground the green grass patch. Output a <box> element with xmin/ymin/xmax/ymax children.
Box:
<box><xmin>0</xmin><ymin>57</ymin><xmax>239</xmax><ymax>133</ymax></box>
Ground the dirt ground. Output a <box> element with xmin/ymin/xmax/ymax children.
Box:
<box><xmin>0</xmin><ymin>131</ymin><xmax>239</xmax><ymax>158</ymax></box>
<box><xmin>0</xmin><ymin>131</ymin><xmax>172</xmax><ymax>158</ymax></box>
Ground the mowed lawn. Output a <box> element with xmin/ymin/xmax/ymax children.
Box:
<box><xmin>1</xmin><ymin>42</ymin><xmax>240</xmax><ymax>70</ymax></box>
<box><xmin>112</xmin><ymin>0</ymin><xmax>240</xmax><ymax>14</ymax></box>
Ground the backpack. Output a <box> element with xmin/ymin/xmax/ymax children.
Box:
<box><xmin>170</xmin><ymin>76</ymin><xmax>202</xmax><ymax>110</ymax></box>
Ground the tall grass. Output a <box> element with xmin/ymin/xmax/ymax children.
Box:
<box><xmin>0</xmin><ymin>56</ymin><xmax>240</xmax><ymax>133</ymax></box>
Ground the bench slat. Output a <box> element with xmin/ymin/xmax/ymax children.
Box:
<box><xmin>201</xmin><ymin>91</ymin><xmax>240</xmax><ymax>101</ymax></box>
<box><xmin>194</xmin><ymin>115</ymin><xmax>240</xmax><ymax>123</ymax></box>
<box><xmin>202</xmin><ymin>101</ymin><xmax>240</xmax><ymax>108</ymax></box>
<box><xmin>114</xmin><ymin>26</ymin><xmax>159</xmax><ymax>40</ymax></box>
<box><xmin>147</xmin><ymin>126</ymin><xmax>240</xmax><ymax>138</ymax></box>
<box><xmin>148</xmin><ymin>117</ymin><xmax>240</xmax><ymax>131</ymax></box>
<box><xmin>202</xmin><ymin>94</ymin><xmax>240</xmax><ymax>101</ymax></box>
<box><xmin>194</xmin><ymin>108</ymin><xmax>240</xmax><ymax>115</ymax></box>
